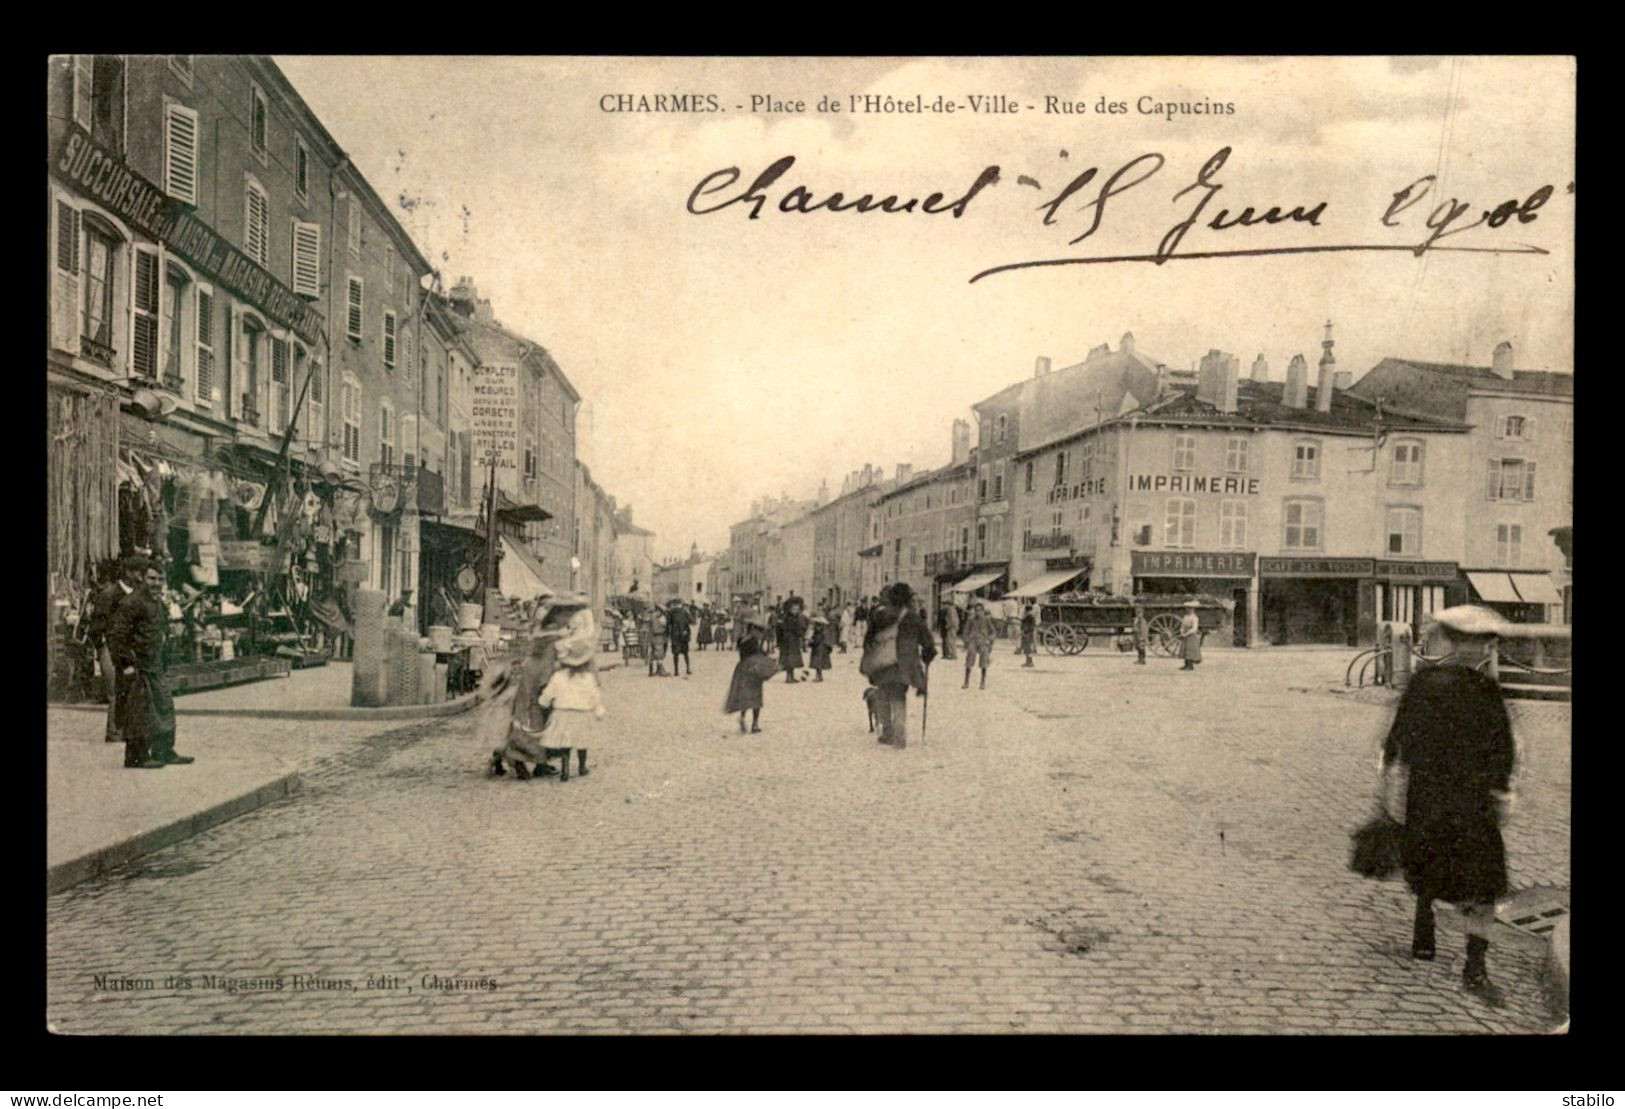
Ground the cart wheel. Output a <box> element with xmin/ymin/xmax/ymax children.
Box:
<box><xmin>1070</xmin><ymin>631</ymin><xmax>1090</xmax><ymax>653</ymax></box>
<box><xmin>1041</xmin><ymin>625</ymin><xmax>1069</xmax><ymax>655</ymax></box>
<box><xmin>1149</xmin><ymin>614</ymin><xmax>1183</xmax><ymax>657</ymax></box>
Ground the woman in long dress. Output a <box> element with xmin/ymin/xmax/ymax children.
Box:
<box><xmin>1179</xmin><ymin>601</ymin><xmax>1203</xmax><ymax>671</ymax></box>
<box><xmin>724</xmin><ymin>615</ymin><xmax>773</xmax><ymax>733</ymax></box>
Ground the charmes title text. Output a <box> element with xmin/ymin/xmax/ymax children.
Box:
<box><xmin>602</xmin><ymin>92</ymin><xmax>1232</xmax><ymax>122</ymax></box>
<box><xmin>683</xmin><ymin>148</ymin><xmax>1562</xmax><ymax>283</ymax></box>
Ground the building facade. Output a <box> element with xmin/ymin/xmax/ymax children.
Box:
<box><xmin>1349</xmin><ymin>344</ymin><xmax>1574</xmax><ymax>624</ymax></box>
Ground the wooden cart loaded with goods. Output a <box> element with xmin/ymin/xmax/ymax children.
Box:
<box><xmin>1034</xmin><ymin>592</ymin><xmax>1226</xmax><ymax>656</ymax></box>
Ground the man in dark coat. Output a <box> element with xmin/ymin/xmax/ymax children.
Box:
<box><xmin>107</xmin><ymin>557</ymin><xmax>193</xmax><ymax>769</ymax></box>
<box><xmin>776</xmin><ymin>598</ymin><xmax>807</xmax><ymax>682</ymax></box>
<box><xmin>667</xmin><ymin>601</ymin><xmax>694</xmax><ymax>676</ymax></box>
<box><xmin>1381</xmin><ymin>605</ymin><xmax>1516</xmax><ymax>1003</ymax></box>
<box><xmin>862</xmin><ymin>582</ymin><xmax>936</xmax><ymax>748</ymax></box>
<box><xmin>85</xmin><ymin>558</ymin><xmax>134</xmax><ymax>744</ymax></box>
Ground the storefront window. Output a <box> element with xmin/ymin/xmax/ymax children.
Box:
<box><xmin>1283</xmin><ymin>499</ymin><xmax>1322</xmax><ymax>550</ymax></box>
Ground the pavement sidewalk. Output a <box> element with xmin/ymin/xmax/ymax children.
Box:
<box><xmin>47</xmin><ymin>708</ymin><xmax>302</xmax><ymax>894</ymax></box>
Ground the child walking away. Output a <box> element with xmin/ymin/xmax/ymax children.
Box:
<box><xmin>725</xmin><ymin>615</ymin><xmax>775</xmax><ymax>733</ymax></box>
<box><xmin>538</xmin><ymin>632</ymin><xmax>604</xmax><ymax>781</ymax></box>
<box><xmin>808</xmin><ymin>614</ymin><xmax>834</xmax><ymax>681</ymax></box>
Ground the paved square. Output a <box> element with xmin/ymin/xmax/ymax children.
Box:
<box><xmin>46</xmin><ymin>647</ymin><xmax>1569</xmax><ymax>1034</ymax></box>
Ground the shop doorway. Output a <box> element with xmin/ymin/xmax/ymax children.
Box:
<box><xmin>1262</xmin><ymin>578</ymin><xmax>1359</xmax><ymax>645</ymax></box>
<box><xmin>1232</xmin><ymin>588</ymin><xmax>1249</xmax><ymax>646</ymax></box>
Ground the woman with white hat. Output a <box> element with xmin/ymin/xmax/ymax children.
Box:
<box><xmin>1178</xmin><ymin>601</ymin><xmax>1203</xmax><ymax>671</ymax></box>
<box><xmin>1380</xmin><ymin>604</ymin><xmax>1516</xmax><ymax>1004</ymax></box>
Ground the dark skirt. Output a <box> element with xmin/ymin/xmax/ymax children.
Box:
<box><xmin>1404</xmin><ymin>783</ymin><xmax>1509</xmax><ymax>903</ymax></box>
<box><xmin>697</xmin><ymin>623</ymin><xmax>713</xmax><ymax>646</ymax></box>
<box><xmin>779</xmin><ymin>644</ymin><xmax>805</xmax><ymax>671</ymax></box>
<box><xmin>810</xmin><ymin>641</ymin><xmax>833</xmax><ymax>670</ymax></box>
<box><xmin>724</xmin><ymin>660</ymin><xmax>768</xmax><ymax>713</ymax></box>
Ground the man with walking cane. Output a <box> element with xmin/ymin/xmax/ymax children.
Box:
<box><xmin>859</xmin><ymin>582</ymin><xmax>936</xmax><ymax>749</ymax></box>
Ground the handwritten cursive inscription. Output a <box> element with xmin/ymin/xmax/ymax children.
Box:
<box><xmin>687</xmin><ymin>155</ymin><xmax>1001</xmax><ymax>219</ymax></box>
<box><xmin>683</xmin><ymin>148</ymin><xmax>1561</xmax><ymax>284</ymax></box>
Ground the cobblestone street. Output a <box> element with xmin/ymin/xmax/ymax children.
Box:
<box><xmin>46</xmin><ymin>647</ymin><xmax>1570</xmax><ymax>1035</ymax></box>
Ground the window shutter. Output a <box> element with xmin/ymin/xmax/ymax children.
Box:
<box><xmin>245</xmin><ymin>185</ymin><xmax>269</xmax><ymax>266</ymax></box>
<box><xmin>1524</xmin><ymin>417</ymin><xmax>1536</xmax><ymax>442</ymax></box>
<box><xmin>163</xmin><ymin>102</ymin><xmax>199</xmax><ymax>205</ymax></box>
<box><xmin>291</xmin><ymin>221</ymin><xmax>320</xmax><ymax>298</ymax></box>
<box><xmin>346</xmin><ymin>277</ymin><xmax>363</xmax><ymax>340</ymax></box>
<box><xmin>194</xmin><ymin>286</ymin><xmax>214</xmax><ymax>405</ymax></box>
<box><xmin>72</xmin><ymin>56</ymin><xmax>93</xmax><ymax>129</ymax></box>
<box><xmin>270</xmin><ymin>336</ymin><xmax>289</xmax><ymax>433</ymax></box>
<box><xmin>383</xmin><ymin>312</ymin><xmax>396</xmax><ymax>367</ymax></box>
<box><xmin>1524</xmin><ymin>460</ymin><xmax>1537</xmax><ymax>502</ymax></box>
<box><xmin>1486</xmin><ymin>459</ymin><xmax>1500</xmax><ymax>500</ymax></box>
<box><xmin>131</xmin><ymin>248</ymin><xmax>160</xmax><ymax>379</ymax></box>
<box><xmin>307</xmin><ymin>361</ymin><xmax>325</xmax><ymax>445</ymax></box>
<box><xmin>347</xmin><ymin>195</ymin><xmax>361</xmax><ymax>259</ymax></box>
<box><xmin>50</xmin><ymin>200</ymin><xmax>81</xmax><ymax>353</ymax></box>
<box><xmin>227</xmin><ymin>304</ymin><xmax>242</xmax><ymax>421</ymax></box>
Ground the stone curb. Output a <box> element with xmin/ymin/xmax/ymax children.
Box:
<box><xmin>47</xmin><ymin>771</ymin><xmax>302</xmax><ymax>896</ymax></box>
<box><xmin>49</xmin><ymin>656</ymin><xmax>624</xmax><ymax>722</ymax></box>
<box><xmin>1549</xmin><ymin>915</ymin><xmax>1570</xmax><ymax>1012</ymax></box>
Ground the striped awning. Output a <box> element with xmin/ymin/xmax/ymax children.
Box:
<box><xmin>1509</xmin><ymin>573</ymin><xmax>1563</xmax><ymax>604</ymax></box>
<box><xmin>498</xmin><ymin>537</ymin><xmax>554</xmax><ymax>603</ymax></box>
<box><xmin>950</xmin><ymin>568</ymin><xmax>1006</xmax><ymax>596</ymax></box>
<box><xmin>1006</xmin><ymin>567</ymin><xmax>1088</xmax><ymax>598</ymax></box>
<box><xmin>1465</xmin><ymin>571</ymin><xmax>1520</xmax><ymax>604</ymax></box>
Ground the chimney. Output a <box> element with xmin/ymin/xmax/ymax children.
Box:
<box><xmin>1035</xmin><ymin>355</ymin><xmax>1051</xmax><ymax>378</ymax></box>
<box><xmin>1284</xmin><ymin>355</ymin><xmax>1310</xmax><ymax>408</ymax></box>
<box><xmin>750</xmin><ymin>499</ymin><xmax>760</xmax><ymax>518</ymax></box>
<box><xmin>951</xmin><ymin>418</ymin><xmax>971</xmax><ymax>465</ymax></box>
<box><xmin>1334</xmin><ymin>370</ymin><xmax>1353</xmax><ymax>391</ymax></box>
<box><xmin>1492</xmin><ymin>340</ymin><xmax>1515</xmax><ymax>380</ymax></box>
<box><xmin>1250</xmin><ymin>354</ymin><xmax>1270</xmax><ymax>382</ymax></box>
<box><xmin>1316</xmin><ymin>320</ymin><xmax>1336</xmax><ymax>413</ymax></box>
<box><xmin>1120</xmin><ymin>332</ymin><xmax>1135</xmax><ymax>354</ymax></box>
<box><xmin>1087</xmin><ymin>343</ymin><xmax>1111</xmax><ymax>362</ymax></box>
<box><xmin>1221</xmin><ymin>354</ymin><xmax>1240</xmax><ymax>414</ymax></box>
<box><xmin>448</xmin><ymin>276</ymin><xmax>478</xmax><ymax>317</ymax></box>
<box><xmin>894</xmin><ymin>463</ymin><xmax>912</xmax><ymax>483</ymax></box>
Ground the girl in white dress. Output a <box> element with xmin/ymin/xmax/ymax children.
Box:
<box><xmin>539</xmin><ymin>632</ymin><xmax>605</xmax><ymax>780</ymax></box>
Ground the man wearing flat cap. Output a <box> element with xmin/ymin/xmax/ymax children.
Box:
<box><xmin>1380</xmin><ymin>605</ymin><xmax>1516</xmax><ymax>1004</ymax></box>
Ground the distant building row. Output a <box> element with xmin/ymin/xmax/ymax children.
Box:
<box><xmin>728</xmin><ymin>329</ymin><xmax>1572</xmax><ymax>646</ymax></box>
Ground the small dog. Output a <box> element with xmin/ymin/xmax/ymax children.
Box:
<box><xmin>862</xmin><ymin>686</ymin><xmax>881</xmax><ymax>733</ymax></box>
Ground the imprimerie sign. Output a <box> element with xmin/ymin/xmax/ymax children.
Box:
<box><xmin>1129</xmin><ymin>473</ymin><xmax>1261</xmax><ymax>495</ymax></box>
<box><xmin>49</xmin><ymin>122</ymin><xmax>324</xmax><ymax>348</ymax></box>
<box><xmin>1132</xmin><ymin>551</ymin><xmax>1256</xmax><ymax>577</ymax></box>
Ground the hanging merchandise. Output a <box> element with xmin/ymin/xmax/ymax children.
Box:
<box><xmin>232</xmin><ymin>480</ymin><xmax>266</xmax><ymax>512</ymax></box>
<box><xmin>303</xmin><ymin>490</ymin><xmax>321</xmax><ymax>523</ymax></box>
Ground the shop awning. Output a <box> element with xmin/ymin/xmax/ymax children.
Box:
<box><xmin>950</xmin><ymin>568</ymin><xmax>1006</xmax><ymax>596</ymax></box>
<box><xmin>1510</xmin><ymin>573</ymin><xmax>1563</xmax><ymax>605</ymax></box>
<box><xmin>1465</xmin><ymin>571</ymin><xmax>1521</xmax><ymax>604</ymax></box>
<box><xmin>1006</xmin><ymin>567</ymin><xmax>1088</xmax><ymax>598</ymax></box>
<box><xmin>498</xmin><ymin>537</ymin><xmax>554</xmax><ymax>602</ymax></box>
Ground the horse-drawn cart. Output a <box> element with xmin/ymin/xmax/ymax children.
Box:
<box><xmin>1034</xmin><ymin>593</ymin><xmax>1227</xmax><ymax>656</ymax></box>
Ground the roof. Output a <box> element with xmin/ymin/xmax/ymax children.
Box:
<box><xmin>451</xmin><ymin>317</ymin><xmax>582</xmax><ymax>404</ymax></box>
<box><xmin>1375</xmin><ymin>358</ymin><xmax>1573</xmax><ymax>398</ymax></box>
<box><xmin>876</xmin><ymin>461</ymin><xmax>973</xmax><ymax>502</ymax></box>
<box><xmin>1124</xmin><ymin>381</ymin><xmax>1468</xmax><ymax>436</ymax></box>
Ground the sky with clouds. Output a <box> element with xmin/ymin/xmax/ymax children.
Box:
<box><xmin>273</xmin><ymin>55</ymin><xmax>1574</xmax><ymax>560</ymax></box>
